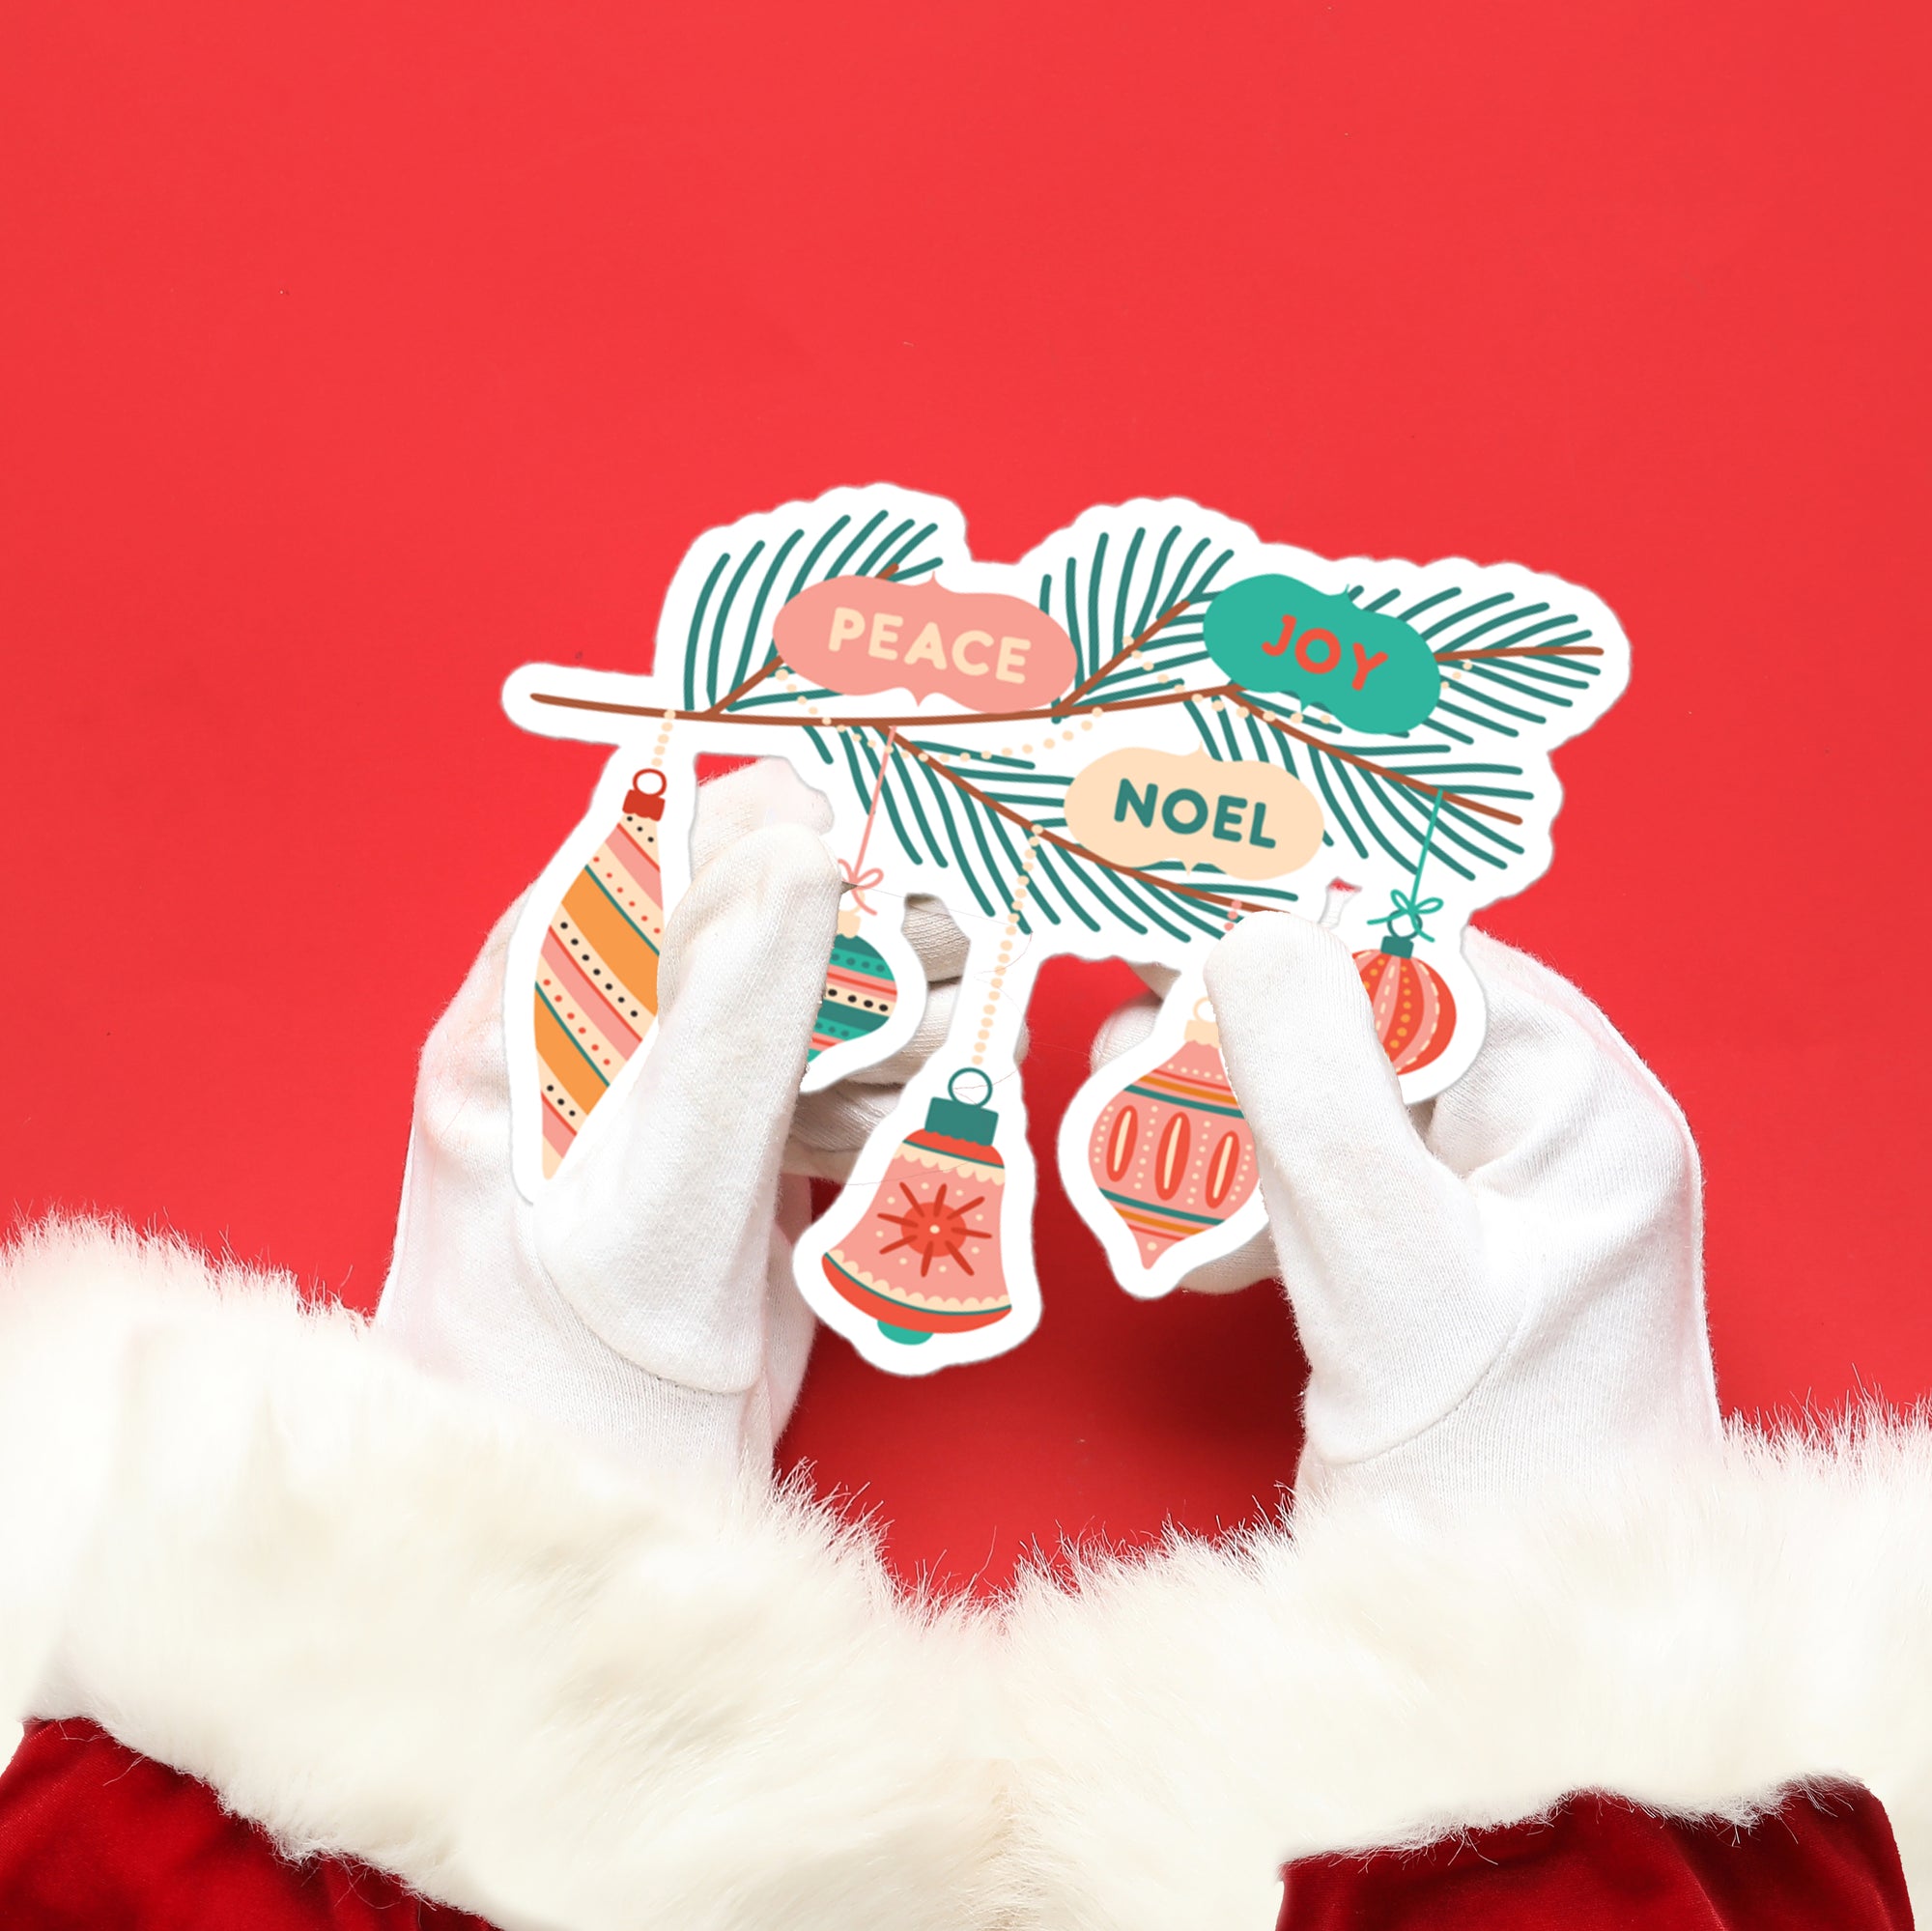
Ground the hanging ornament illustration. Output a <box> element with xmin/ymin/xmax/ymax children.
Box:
<box><xmin>819</xmin><ymin>1068</ymin><xmax>1012</xmax><ymax>1345</ymax></box>
<box><xmin>818</xmin><ymin>827</ymin><xmax>1041</xmax><ymax>1348</ymax></box>
<box><xmin>534</xmin><ymin>763</ymin><xmax>669</xmax><ymax>1176</ymax></box>
<box><xmin>1087</xmin><ymin>1001</ymin><xmax>1260</xmax><ymax>1273</ymax></box>
<box><xmin>810</xmin><ymin>730</ymin><xmax>900</xmax><ymax>1062</ymax></box>
<box><xmin>1353</xmin><ymin>790</ymin><xmax>1457</xmax><ymax>1076</ymax></box>
<box><xmin>811</xmin><ymin>910</ymin><xmax>898</xmax><ymax>1059</ymax></box>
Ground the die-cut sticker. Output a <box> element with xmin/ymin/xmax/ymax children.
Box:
<box><xmin>503</xmin><ymin>485</ymin><xmax>1628</xmax><ymax>1373</ymax></box>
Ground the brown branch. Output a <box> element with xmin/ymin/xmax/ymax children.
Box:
<box><xmin>1436</xmin><ymin>643</ymin><xmax>1605</xmax><ymax>662</ymax></box>
<box><xmin>897</xmin><ymin>740</ymin><xmax>1276</xmax><ymax>920</ymax></box>
<box><xmin>1218</xmin><ymin>692</ymin><xmax>1523</xmax><ymax>826</ymax></box>
<box><xmin>528</xmin><ymin>680</ymin><xmax>1524</xmax><ymax>826</ymax></box>
<box><xmin>701</xmin><ymin>655</ymin><xmax>781</xmax><ymax>715</ymax></box>
<box><xmin>699</xmin><ymin>561</ymin><xmax>897</xmax><ymax>715</ymax></box>
<box><xmin>530</xmin><ymin>682</ymin><xmax>1218</xmax><ymax>731</ymax></box>
<box><xmin>1053</xmin><ymin>597</ymin><xmax>1196</xmax><ymax>716</ymax></box>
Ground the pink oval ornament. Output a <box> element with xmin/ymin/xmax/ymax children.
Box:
<box><xmin>774</xmin><ymin>576</ymin><xmax>1077</xmax><ymax>711</ymax></box>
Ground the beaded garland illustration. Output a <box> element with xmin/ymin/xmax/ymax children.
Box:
<box><xmin>502</xmin><ymin>485</ymin><xmax>1628</xmax><ymax>1372</ymax></box>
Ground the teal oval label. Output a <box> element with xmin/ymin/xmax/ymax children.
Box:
<box><xmin>1204</xmin><ymin>575</ymin><xmax>1440</xmax><ymax>732</ymax></box>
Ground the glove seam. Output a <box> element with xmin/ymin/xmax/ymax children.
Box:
<box><xmin>1305</xmin><ymin>1278</ymin><xmax>1529</xmax><ymax>1474</ymax></box>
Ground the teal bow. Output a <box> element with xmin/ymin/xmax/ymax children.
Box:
<box><xmin>1368</xmin><ymin>788</ymin><xmax>1446</xmax><ymax>943</ymax></box>
<box><xmin>1369</xmin><ymin>886</ymin><xmax>1444</xmax><ymax>945</ymax></box>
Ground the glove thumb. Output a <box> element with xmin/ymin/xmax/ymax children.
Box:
<box><xmin>537</xmin><ymin>823</ymin><xmax>840</xmax><ymax>1391</ymax></box>
<box><xmin>1208</xmin><ymin>914</ymin><xmax>1515</xmax><ymax>1466</ymax></box>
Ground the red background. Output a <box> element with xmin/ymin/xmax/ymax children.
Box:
<box><xmin>4</xmin><ymin>2</ymin><xmax>1926</xmax><ymax>1589</ymax></box>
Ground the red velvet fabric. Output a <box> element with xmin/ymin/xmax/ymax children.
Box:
<box><xmin>1283</xmin><ymin>1785</ymin><xmax>1916</xmax><ymax>1929</ymax></box>
<box><xmin>0</xmin><ymin>1719</ymin><xmax>1914</xmax><ymax>1927</ymax></box>
<box><xmin>0</xmin><ymin>1720</ymin><xmax>492</xmax><ymax>1930</ymax></box>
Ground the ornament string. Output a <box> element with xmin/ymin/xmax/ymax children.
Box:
<box><xmin>971</xmin><ymin>833</ymin><xmax>1043</xmax><ymax>1069</ymax></box>
<box><xmin>838</xmin><ymin>728</ymin><xmax>898</xmax><ymax>915</ymax></box>
<box><xmin>1369</xmin><ymin>786</ymin><xmax>1446</xmax><ymax>946</ymax></box>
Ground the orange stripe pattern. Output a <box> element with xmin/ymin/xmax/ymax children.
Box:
<box><xmin>535</xmin><ymin>776</ymin><xmax>668</xmax><ymax>1176</ymax></box>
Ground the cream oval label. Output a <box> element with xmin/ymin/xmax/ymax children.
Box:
<box><xmin>1064</xmin><ymin>747</ymin><xmax>1324</xmax><ymax>881</ymax></box>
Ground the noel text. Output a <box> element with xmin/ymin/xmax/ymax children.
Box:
<box><xmin>1064</xmin><ymin>747</ymin><xmax>1324</xmax><ymax>881</ymax></box>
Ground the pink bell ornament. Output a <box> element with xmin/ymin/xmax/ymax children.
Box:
<box><xmin>820</xmin><ymin>1068</ymin><xmax>1014</xmax><ymax>1346</ymax></box>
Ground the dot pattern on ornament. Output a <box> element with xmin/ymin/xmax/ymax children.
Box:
<box><xmin>809</xmin><ymin>923</ymin><xmax>898</xmax><ymax>1058</ymax></box>
<box><xmin>1354</xmin><ymin>946</ymin><xmax>1457</xmax><ymax>1076</ymax></box>
<box><xmin>534</xmin><ymin>797</ymin><xmax>667</xmax><ymax>1177</ymax></box>
<box><xmin>821</xmin><ymin>1130</ymin><xmax>1012</xmax><ymax>1336</ymax></box>
<box><xmin>1087</xmin><ymin>1018</ymin><xmax>1260</xmax><ymax>1269</ymax></box>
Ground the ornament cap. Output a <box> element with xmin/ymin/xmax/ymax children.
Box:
<box><xmin>924</xmin><ymin>1066</ymin><xmax>999</xmax><ymax>1146</ymax></box>
<box><xmin>836</xmin><ymin>906</ymin><xmax>863</xmax><ymax>940</ymax></box>
<box><xmin>1378</xmin><ymin>932</ymin><xmax>1416</xmax><ymax>958</ymax></box>
<box><xmin>1183</xmin><ymin>999</ymin><xmax>1220</xmax><ymax>1046</ymax></box>
<box><xmin>623</xmin><ymin>768</ymin><xmax>668</xmax><ymax>821</ymax></box>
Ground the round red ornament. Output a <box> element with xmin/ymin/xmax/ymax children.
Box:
<box><xmin>1353</xmin><ymin>931</ymin><xmax>1457</xmax><ymax>1075</ymax></box>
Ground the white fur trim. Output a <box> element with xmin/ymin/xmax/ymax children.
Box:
<box><xmin>5</xmin><ymin>1222</ymin><xmax>1931</xmax><ymax>1930</ymax></box>
<box><xmin>1002</xmin><ymin>1425</ymin><xmax>1932</xmax><ymax>1928</ymax></box>
<box><xmin>0</xmin><ymin>1223</ymin><xmax>1000</xmax><ymax>1931</ymax></box>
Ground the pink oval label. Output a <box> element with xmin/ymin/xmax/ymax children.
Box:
<box><xmin>774</xmin><ymin>576</ymin><xmax>1077</xmax><ymax>711</ymax></box>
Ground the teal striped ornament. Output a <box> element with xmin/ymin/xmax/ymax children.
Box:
<box><xmin>810</xmin><ymin>912</ymin><xmax>898</xmax><ymax>1059</ymax></box>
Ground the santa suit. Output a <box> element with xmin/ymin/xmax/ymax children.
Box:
<box><xmin>0</xmin><ymin>765</ymin><xmax>1923</xmax><ymax>1928</ymax></box>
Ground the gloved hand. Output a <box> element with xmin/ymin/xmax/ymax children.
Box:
<box><xmin>682</xmin><ymin>760</ymin><xmax>1021</xmax><ymax>1180</ymax></box>
<box><xmin>1096</xmin><ymin>920</ymin><xmax>1720</xmax><ymax>1509</ymax></box>
<box><xmin>376</xmin><ymin>764</ymin><xmax>842</xmax><ymax>1488</ymax></box>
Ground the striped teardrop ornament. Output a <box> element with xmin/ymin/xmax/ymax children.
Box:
<box><xmin>1088</xmin><ymin>1011</ymin><xmax>1260</xmax><ymax>1273</ymax></box>
<box><xmin>1353</xmin><ymin>933</ymin><xmax>1456</xmax><ymax>1075</ymax></box>
<box><xmin>534</xmin><ymin>769</ymin><xmax>668</xmax><ymax>1177</ymax></box>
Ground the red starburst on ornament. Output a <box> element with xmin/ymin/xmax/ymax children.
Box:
<box><xmin>876</xmin><ymin>1180</ymin><xmax>988</xmax><ymax>1276</ymax></box>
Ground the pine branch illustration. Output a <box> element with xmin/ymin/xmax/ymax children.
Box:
<box><xmin>529</xmin><ymin>545</ymin><xmax>1616</xmax><ymax>935</ymax></box>
<box><xmin>529</xmin><ymin>677</ymin><xmax>1532</xmax><ymax>830</ymax></box>
<box><xmin>898</xmin><ymin>739</ymin><xmax>1287</xmax><ymax>923</ymax></box>
<box><xmin>679</xmin><ymin>508</ymin><xmax>948</xmax><ymax>711</ymax></box>
<box><xmin>1053</xmin><ymin>595</ymin><xmax>1198</xmax><ymax>713</ymax></box>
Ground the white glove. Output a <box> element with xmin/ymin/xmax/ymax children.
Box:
<box><xmin>684</xmin><ymin>760</ymin><xmax>1022</xmax><ymax>1183</ymax></box>
<box><xmin>377</xmin><ymin>767</ymin><xmax>841</xmax><ymax>1489</ymax></box>
<box><xmin>1098</xmin><ymin>921</ymin><xmax>1720</xmax><ymax>1509</ymax></box>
